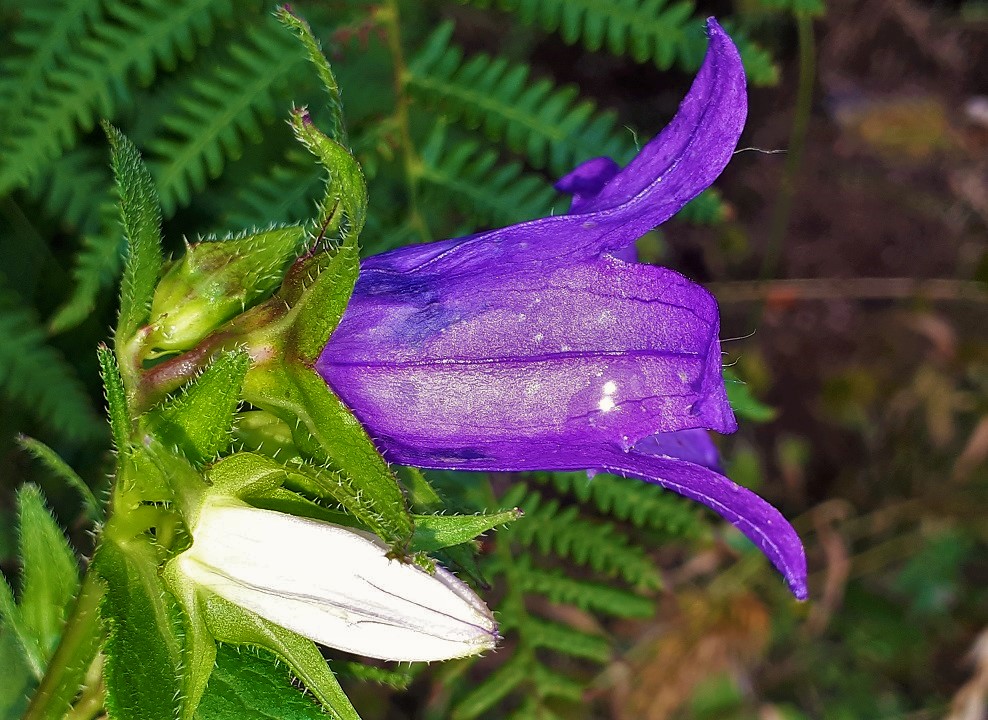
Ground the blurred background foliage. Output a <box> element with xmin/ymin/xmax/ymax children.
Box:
<box><xmin>0</xmin><ymin>0</ymin><xmax>986</xmax><ymax>718</ymax></box>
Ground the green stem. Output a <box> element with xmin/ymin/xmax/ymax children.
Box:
<box><xmin>22</xmin><ymin>570</ymin><xmax>106</xmax><ymax>720</ymax></box>
<box><xmin>378</xmin><ymin>0</ymin><xmax>431</xmax><ymax>243</ymax></box>
<box><xmin>760</xmin><ymin>11</ymin><xmax>816</xmax><ymax>282</ymax></box>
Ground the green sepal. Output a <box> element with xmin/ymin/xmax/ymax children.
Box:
<box><xmin>162</xmin><ymin>561</ymin><xmax>217</xmax><ymax>720</ymax></box>
<box><xmin>96</xmin><ymin>535</ymin><xmax>183</xmax><ymax>720</ymax></box>
<box><xmin>276</xmin><ymin>7</ymin><xmax>348</xmax><ymax>146</ymax></box>
<box><xmin>0</xmin><ymin>627</ymin><xmax>33</xmax><ymax>720</ymax></box>
<box><xmin>284</xmin><ymin>234</ymin><xmax>359</xmax><ymax>364</ymax></box>
<box><xmin>97</xmin><ymin>344</ymin><xmax>131</xmax><ymax>456</ymax></box>
<box><xmin>145</xmin><ymin>350</ymin><xmax>250</xmax><ymax>465</ymax></box>
<box><xmin>201</xmin><ymin>593</ymin><xmax>360</xmax><ymax>720</ymax></box>
<box><xmin>147</xmin><ymin>226</ymin><xmax>306</xmax><ymax>353</ymax></box>
<box><xmin>288</xmin><ymin>108</ymin><xmax>366</xmax><ymax>242</ymax></box>
<box><xmin>15</xmin><ymin>485</ymin><xmax>79</xmax><ymax>671</ymax></box>
<box><xmin>207</xmin><ymin>452</ymin><xmax>290</xmax><ymax>499</ymax></box>
<box><xmin>410</xmin><ymin>509</ymin><xmax>522</xmax><ymax>554</ymax></box>
<box><xmin>242</xmin><ymin>363</ymin><xmax>414</xmax><ymax>547</ymax></box>
<box><xmin>103</xmin><ymin>122</ymin><xmax>163</xmax><ymax>347</ymax></box>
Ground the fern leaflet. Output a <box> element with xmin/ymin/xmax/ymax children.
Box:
<box><xmin>147</xmin><ymin>16</ymin><xmax>307</xmax><ymax>216</ymax></box>
<box><xmin>418</xmin><ymin>128</ymin><xmax>558</xmax><ymax>229</ymax></box>
<box><xmin>0</xmin><ymin>0</ymin><xmax>238</xmax><ymax>195</ymax></box>
<box><xmin>0</xmin><ymin>289</ymin><xmax>101</xmax><ymax>441</ymax></box>
<box><xmin>0</xmin><ymin>0</ymin><xmax>106</xmax><ymax>133</ymax></box>
<box><xmin>409</xmin><ymin>23</ymin><xmax>634</xmax><ymax>176</ymax></box>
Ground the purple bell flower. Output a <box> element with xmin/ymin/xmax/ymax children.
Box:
<box><xmin>316</xmin><ymin>19</ymin><xmax>807</xmax><ymax>599</ymax></box>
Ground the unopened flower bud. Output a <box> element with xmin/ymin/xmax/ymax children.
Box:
<box><xmin>148</xmin><ymin>227</ymin><xmax>305</xmax><ymax>352</ymax></box>
<box><xmin>175</xmin><ymin>498</ymin><xmax>498</xmax><ymax>662</ymax></box>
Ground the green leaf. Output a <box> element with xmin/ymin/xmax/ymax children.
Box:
<box><xmin>725</xmin><ymin>370</ymin><xmax>778</xmax><ymax>423</ymax></box>
<box><xmin>98</xmin><ymin>536</ymin><xmax>183</xmax><ymax>720</ymax></box>
<box><xmin>411</xmin><ymin>509</ymin><xmax>522</xmax><ymax>553</ymax></box>
<box><xmin>148</xmin><ymin>350</ymin><xmax>250</xmax><ymax>464</ymax></box>
<box><xmin>16</xmin><ymin>484</ymin><xmax>79</xmax><ymax>666</ymax></box>
<box><xmin>103</xmin><ymin>121</ymin><xmax>163</xmax><ymax>345</ymax></box>
<box><xmin>0</xmin><ymin>289</ymin><xmax>102</xmax><ymax>443</ymax></box>
<box><xmin>0</xmin><ymin>628</ymin><xmax>34</xmax><ymax>720</ymax></box>
<box><xmin>196</xmin><ymin>645</ymin><xmax>331</xmax><ymax>720</ymax></box>
<box><xmin>0</xmin><ymin>573</ymin><xmax>42</xmax><ymax>680</ymax></box>
<box><xmin>453</xmin><ymin>651</ymin><xmax>529</xmax><ymax>720</ymax></box>
<box><xmin>17</xmin><ymin>436</ymin><xmax>103</xmax><ymax>522</ymax></box>
<box><xmin>202</xmin><ymin>594</ymin><xmax>360</xmax><ymax>720</ymax></box>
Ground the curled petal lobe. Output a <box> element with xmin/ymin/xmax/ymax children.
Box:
<box><xmin>633</xmin><ymin>428</ymin><xmax>723</xmax><ymax>472</ymax></box>
<box><xmin>177</xmin><ymin>500</ymin><xmax>498</xmax><ymax>662</ymax></box>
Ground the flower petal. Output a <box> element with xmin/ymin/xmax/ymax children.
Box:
<box><xmin>384</xmin><ymin>443</ymin><xmax>807</xmax><ymax>600</ymax></box>
<box><xmin>319</xmin><ymin>254</ymin><xmax>736</xmax><ymax>467</ymax></box>
<box><xmin>357</xmin><ymin>17</ymin><xmax>745</xmax><ymax>277</ymax></box>
<box><xmin>633</xmin><ymin>428</ymin><xmax>723</xmax><ymax>472</ymax></box>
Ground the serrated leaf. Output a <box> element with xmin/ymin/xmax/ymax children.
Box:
<box><xmin>195</xmin><ymin>645</ymin><xmax>329</xmax><ymax>720</ymax></box>
<box><xmin>202</xmin><ymin>594</ymin><xmax>359</xmax><ymax>720</ymax></box>
<box><xmin>103</xmin><ymin>122</ymin><xmax>163</xmax><ymax>345</ymax></box>
<box><xmin>148</xmin><ymin>350</ymin><xmax>250</xmax><ymax>464</ymax></box>
<box><xmin>17</xmin><ymin>484</ymin><xmax>79</xmax><ymax>665</ymax></box>
<box><xmin>98</xmin><ymin>537</ymin><xmax>183</xmax><ymax>720</ymax></box>
<box><xmin>411</xmin><ymin>509</ymin><xmax>522</xmax><ymax>553</ymax></box>
<box><xmin>0</xmin><ymin>628</ymin><xmax>34</xmax><ymax>720</ymax></box>
<box><xmin>17</xmin><ymin>436</ymin><xmax>102</xmax><ymax>522</ymax></box>
<box><xmin>453</xmin><ymin>651</ymin><xmax>529</xmax><ymax>720</ymax></box>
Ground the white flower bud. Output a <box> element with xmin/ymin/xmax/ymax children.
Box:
<box><xmin>176</xmin><ymin>499</ymin><xmax>498</xmax><ymax>662</ymax></box>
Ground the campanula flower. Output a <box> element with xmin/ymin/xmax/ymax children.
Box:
<box><xmin>316</xmin><ymin>19</ymin><xmax>807</xmax><ymax>599</ymax></box>
<box><xmin>175</xmin><ymin>497</ymin><xmax>499</xmax><ymax>661</ymax></box>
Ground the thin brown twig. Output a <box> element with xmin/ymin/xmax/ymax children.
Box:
<box><xmin>708</xmin><ymin>278</ymin><xmax>988</xmax><ymax>304</ymax></box>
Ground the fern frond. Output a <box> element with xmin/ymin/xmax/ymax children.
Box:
<box><xmin>0</xmin><ymin>289</ymin><xmax>101</xmax><ymax>441</ymax></box>
<box><xmin>0</xmin><ymin>0</ymin><xmax>238</xmax><ymax>195</ymax></box>
<box><xmin>409</xmin><ymin>23</ymin><xmax>634</xmax><ymax>175</ymax></box>
<box><xmin>462</xmin><ymin>0</ymin><xmax>702</xmax><ymax>71</ymax></box>
<box><xmin>462</xmin><ymin>0</ymin><xmax>779</xmax><ymax>85</ymax></box>
<box><xmin>504</xmin><ymin>556</ymin><xmax>654</xmax><ymax>618</ymax></box>
<box><xmin>224</xmin><ymin>148</ymin><xmax>323</xmax><ymax>230</ymax></box>
<box><xmin>530</xmin><ymin>471</ymin><xmax>705</xmax><ymax>537</ymax></box>
<box><xmin>511</xmin><ymin>491</ymin><xmax>662</xmax><ymax>588</ymax></box>
<box><xmin>332</xmin><ymin>661</ymin><xmax>418</xmax><ymax>690</ymax></box>
<box><xmin>147</xmin><ymin>16</ymin><xmax>307</xmax><ymax>216</ymax></box>
<box><xmin>48</xmin><ymin>226</ymin><xmax>124</xmax><ymax>335</ymax></box>
<box><xmin>27</xmin><ymin>148</ymin><xmax>112</xmax><ymax>235</ymax></box>
<box><xmin>418</xmin><ymin>129</ymin><xmax>557</xmax><ymax>228</ymax></box>
<box><xmin>518</xmin><ymin>616</ymin><xmax>611</xmax><ymax>662</ymax></box>
<box><xmin>0</xmin><ymin>0</ymin><xmax>105</xmax><ymax>132</ymax></box>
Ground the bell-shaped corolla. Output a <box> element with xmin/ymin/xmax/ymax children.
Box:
<box><xmin>175</xmin><ymin>498</ymin><xmax>499</xmax><ymax>661</ymax></box>
<box><xmin>316</xmin><ymin>19</ymin><xmax>807</xmax><ymax>599</ymax></box>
